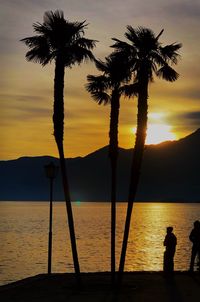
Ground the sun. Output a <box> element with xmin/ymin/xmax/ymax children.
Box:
<box><xmin>132</xmin><ymin>124</ymin><xmax>176</xmax><ymax>144</ymax></box>
<box><xmin>131</xmin><ymin>112</ymin><xmax>177</xmax><ymax>144</ymax></box>
<box><xmin>145</xmin><ymin>124</ymin><xmax>176</xmax><ymax>144</ymax></box>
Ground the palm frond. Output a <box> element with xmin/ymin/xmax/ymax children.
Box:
<box><xmin>86</xmin><ymin>75</ymin><xmax>109</xmax><ymax>91</ymax></box>
<box><xmin>91</xmin><ymin>91</ymin><xmax>110</xmax><ymax>105</ymax></box>
<box><xmin>111</xmin><ymin>38</ymin><xmax>134</xmax><ymax>53</ymax></box>
<box><xmin>86</xmin><ymin>75</ymin><xmax>110</xmax><ymax>105</ymax></box>
<box><xmin>125</xmin><ymin>26</ymin><xmax>140</xmax><ymax>45</ymax></box>
<box><xmin>70</xmin><ymin>20</ymin><xmax>88</xmax><ymax>35</ymax></box>
<box><xmin>75</xmin><ymin>37</ymin><xmax>97</xmax><ymax>49</ymax></box>
<box><xmin>151</xmin><ymin>50</ymin><xmax>165</xmax><ymax>66</ymax></box>
<box><xmin>43</xmin><ymin>10</ymin><xmax>64</xmax><ymax>26</ymax></box>
<box><xmin>160</xmin><ymin>43</ymin><xmax>182</xmax><ymax>64</ymax></box>
<box><xmin>94</xmin><ymin>59</ymin><xmax>109</xmax><ymax>73</ymax></box>
<box><xmin>157</xmin><ymin>65</ymin><xmax>179</xmax><ymax>82</ymax></box>
<box><xmin>21</xmin><ymin>36</ymin><xmax>52</xmax><ymax>65</ymax></box>
<box><xmin>33</xmin><ymin>10</ymin><xmax>65</xmax><ymax>35</ymax></box>
<box><xmin>65</xmin><ymin>22</ymin><xmax>86</xmax><ymax>43</ymax></box>
<box><xmin>20</xmin><ymin>36</ymin><xmax>44</xmax><ymax>47</ymax></box>
<box><xmin>120</xmin><ymin>83</ymin><xmax>139</xmax><ymax>98</ymax></box>
<box><xmin>155</xmin><ymin>29</ymin><xmax>164</xmax><ymax>40</ymax></box>
<box><xmin>106</xmin><ymin>53</ymin><xmax>133</xmax><ymax>85</ymax></box>
<box><xmin>66</xmin><ymin>45</ymin><xmax>95</xmax><ymax>66</ymax></box>
<box><xmin>136</xmin><ymin>27</ymin><xmax>159</xmax><ymax>54</ymax></box>
<box><xmin>25</xmin><ymin>49</ymin><xmax>53</xmax><ymax>66</ymax></box>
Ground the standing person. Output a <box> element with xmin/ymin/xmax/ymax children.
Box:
<box><xmin>163</xmin><ymin>227</ymin><xmax>177</xmax><ymax>275</ymax></box>
<box><xmin>189</xmin><ymin>220</ymin><xmax>200</xmax><ymax>272</ymax></box>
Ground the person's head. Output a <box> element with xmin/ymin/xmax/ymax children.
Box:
<box><xmin>194</xmin><ymin>220</ymin><xmax>200</xmax><ymax>229</ymax></box>
<box><xmin>167</xmin><ymin>226</ymin><xmax>173</xmax><ymax>234</ymax></box>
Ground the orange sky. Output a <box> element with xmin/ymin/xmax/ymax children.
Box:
<box><xmin>0</xmin><ymin>0</ymin><xmax>200</xmax><ymax>160</ymax></box>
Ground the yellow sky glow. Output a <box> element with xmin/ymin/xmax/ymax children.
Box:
<box><xmin>132</xmin><ymin>112</ymin><xmax>177</xmax><ymax>144</ymax></box>
<box><xmin>146</xmin><ymin>124</ymin><xmax>176</xmax><ymax>144</ymax></box>
<box><xmin>0</xmin><ymin>1</ymin><xmax>200</xmax><ymax>160</ymax></box>
<box><xmin>132</xmin><ymin>123</ymin><xmax>176</xmax><ymax>145</ymax></box>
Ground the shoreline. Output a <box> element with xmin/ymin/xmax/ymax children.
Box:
<box><xmin>1</xmin><ymin>200</ymin><xmax>200</xmax><ymax>203</ymax></box>
<box><xmin>0</xmin><ymin>271</ymin><xmax>199</xmax><ymax>301</ymax></box>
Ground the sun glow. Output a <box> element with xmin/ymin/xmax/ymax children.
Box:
<box><xmin>146</xmin><ymin>124</ymin><xmax>176</xmax><ymax>144</ymax></box>
<box><xmin>132</xmin><ymin>123</ymin><xmax>176</xmax><ymax>145</ymax></box>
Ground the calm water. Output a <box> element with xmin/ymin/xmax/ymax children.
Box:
<box><xmin>0</xmin><ymin>202</ymin><xmax>199</xmax><ymax>285</ymax></box>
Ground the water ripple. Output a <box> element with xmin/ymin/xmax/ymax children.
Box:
<box><xmin>0</xmin><ymin>201</ymin><xmax>199</xmax><ymax>285</ymax></box>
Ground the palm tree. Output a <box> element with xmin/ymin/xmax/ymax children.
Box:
<box><xmin>111</xmin><ymin>27</ymin><xmax>182</xmax><ymax>281</ymax></box>
<box><xmin>21</xmin><ymin>10</ymin><xmax>96</xmax><ymax>283</ymax></box>
<box><xmin>86</xmin><ymin>54</ymin><xmax>131</xmax><ymax>285</ymax></box>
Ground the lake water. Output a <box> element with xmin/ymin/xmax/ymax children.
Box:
<box><xmin>0</xmin><ymin>202</ymin><xmax>199</xmax><ymax>285</ymax></box>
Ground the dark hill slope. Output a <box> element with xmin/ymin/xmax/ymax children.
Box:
<box><xmin>0</xmin><ymin>129</ymin><xmax>199</xmax><ymax>202</ymax></box>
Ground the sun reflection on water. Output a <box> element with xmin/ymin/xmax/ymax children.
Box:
<box><xmin>0</xmin><ymin>202</ymin><xmax>199</xmax><ymax>285</ymax></box>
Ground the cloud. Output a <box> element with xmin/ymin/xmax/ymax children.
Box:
<box><xmin>166</xmin><ymin>111</ymin><xmax>200</xmax><ymax>127</ymax></box>
<box><xmin>0</xmin><ymin>93</ymin><xmax>51</xmax><ymax>125</ymax></box>
<box><xmin>182</xmin><ymin>91</ymin><xmax>200</xmax><ymax>101</ymax></box>
<box><xmin>177</xmin><ymin>111</ymin><xmax>200</xmax><ymax>124</ymax></box>
<box><xmin>17</xmin><ymin>106</ymin><xmax>51</xmax><ymax>118</ymax></box>
<box><xmin>170</xmin><ymin>88</ymin><xmax>200</xmax><ymax>101</ymax></box>
<box><xmin>164</xmin><ymin>1</ymin><xmax>200</xmax><ymax>19</ymax></box>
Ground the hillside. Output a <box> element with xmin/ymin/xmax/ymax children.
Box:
<box><xmin>0</xmin><ymin>129</ymin><xmax>199</xmax><ymax>202</ymax></box>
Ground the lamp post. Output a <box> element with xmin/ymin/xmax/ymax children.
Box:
<box><xmin>44</xmin><ymin>162</ymin><xmax>58</xmax><ymax>275</ymax></box>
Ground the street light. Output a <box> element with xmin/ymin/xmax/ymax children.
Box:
<box><xmin>44</xmin><ymin>162</ymin><xmax>58</xmax><ymax>275</ymax></box>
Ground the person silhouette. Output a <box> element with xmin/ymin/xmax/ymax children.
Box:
<box><xmin>163</xmin><ymin>226</ymin><xmax>177</xmax><ymax>275</ymax></box>
<box><xmin>189</xmin><ymin>220</ymin><xmax>200</xmax><ymax>272</ymax></box>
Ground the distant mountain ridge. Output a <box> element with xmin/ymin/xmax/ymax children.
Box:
<box><xmin>0</xmin><ymin>129</ymin><xmax>200</xmax><ymax>202</ymax></box>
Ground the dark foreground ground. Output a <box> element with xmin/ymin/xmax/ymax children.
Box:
<box><xmin>0</xmin><ymin>272</ymin><xmax>199</xmax><ymax>302</ymax></box>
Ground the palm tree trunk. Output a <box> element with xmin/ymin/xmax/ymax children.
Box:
<box><xmin>53</xmin><ymin>56</ymin><xmax>80</xmax><ymax>284</ymax></box>
<box><xmin>110</xmin><ymin>159</ymin><xmax>117</xmax><ymax>285</ymax></box>
<box><xmin>57</xmin><ymin>143</ymin><xmax>81</xmax><ymax>283</ymax></box>
<box><xmin>109</xmin><ymin>91</ymin><xmax>120</xmax><ymax>285</ymax></box>
<box><xmin>118</xmin><ymin>78</ymin><xmax>148</xmax><ymax>284</ymax></box>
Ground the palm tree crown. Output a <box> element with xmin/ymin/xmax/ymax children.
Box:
<box><xmin>112</xmin><ymin>26</ymin><xmax>182</xmax><ymax>86</ymax></box>
<box><xmin>86</xmin><ymin>54</ymin><xmax>132</xmax><ymax>105</ymax></box>
<box><xmin>86</xmin><ymin>54</ymin><xmax>132</xmax><ymax>159</ymax></box>
<box><xmin>21</xmin><ymin>10</ymin><xmax>96</xmax><ymax>147</ymax></box>
<box><xmin>21</xmin><ymin>10</ymin><xmax>96</xmax><ymax>67</ymax></box>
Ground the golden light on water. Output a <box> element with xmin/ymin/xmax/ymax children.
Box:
<box><xmin>1</xmin><ymin>201</ymin><xmax>199</xmax><ymax>284</ymax></box>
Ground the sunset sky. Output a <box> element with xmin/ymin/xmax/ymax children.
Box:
<box><xmin>0</xmin><ymin>0</ymin><xmax>200</xmax><ymax>160</ymax></box>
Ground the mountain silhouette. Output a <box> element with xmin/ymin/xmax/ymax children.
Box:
<box><xmin>0</xmin><ymin>129</ymin><xmax>199</xmax><ymax>202</ymax></box>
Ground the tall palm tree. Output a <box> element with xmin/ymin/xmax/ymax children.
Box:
<box><xmin>86</xmin><ymin>54</ymin><xmax>132</xmax><ymax>284</ymax></box>
<box><xmin>21</xmin><ymin>10</ymin><xmax>96</xmax><ymax>282</ymax></box>
<box><xmin>111</xmin><ymin>27</ymin><xmax>182</xmax><ymax>280</ymax></box>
